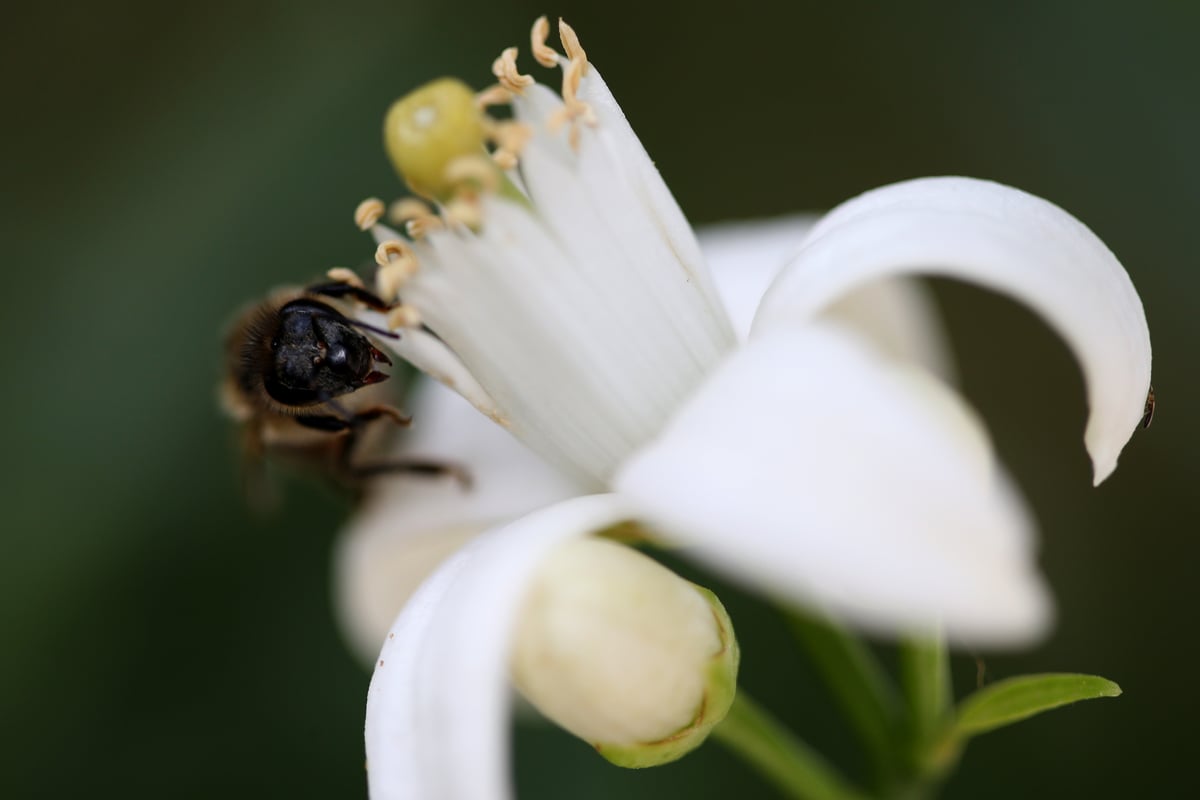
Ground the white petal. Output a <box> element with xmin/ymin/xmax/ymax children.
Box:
<box><xmin>614</xmin><ymin>324</ymin><xmax>1051</xmax><ymax>646</ymax></box>
<box><xmin>576</xmin><ymin>66</ymin><xmax>731</xmax><ymax>319</ymax></box>
<box><xmin>698</xmin><ymin>216</ymin><xmax>955</xmax><ymax>380</ymax></box>
<box><xmin>365</xmin><ymin>494</ymin><xmax>635</xmax><ymax>800</ymax></box>
<box><xmin>752</xmin><ymin>177</ymin><xmax>1152</xmax><ymax>484</ymax></box>
<box><xmin>334</xmin><ymin>380</ymin><xmax>585</xmax><ymax>663</ymax></box>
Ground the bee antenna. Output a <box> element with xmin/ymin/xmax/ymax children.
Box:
<box><xmin>348</xmin><ymin>319</ymin><xmax>401</xmax><ymax>340</ymax></box>
<box><xmin>305</xmin><ymin>307</ymin><xmax>401</xmax><ymax>340</ymax></box>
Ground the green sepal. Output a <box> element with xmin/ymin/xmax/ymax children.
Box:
<box><xmin>951</xmin><ymin>672</ymin><xmax>1121</xmax><ymax>739</ymax></box>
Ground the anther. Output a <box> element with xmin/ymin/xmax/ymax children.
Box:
<box><xmin>375</xmin><ymin>239</ymin><xmax>415</xmax><ymax>268</ymax></box>
<box><xmin>444</xmin><ymin>154</ymin><xmax>501</xmax><ymax>194</ymax></box>
<box><xmin>387</xmin><ymin>198</ymin><xmax>433</xmax><ymax>225</ymax></box>
<box><xmin>491</xmin><ymin>120</ymin><xmax>534</xmax><ymax>153</ymax></box>
<box><xmin>547</xmin><ymin>56</ymin><xmax>597</xmax><ymax>150</ymax></box>
<box><xmin>560</xmin><ymin>57</ymin><xmax>592</xmax><ymax>115</ymax></box>
<box><xmin>531</xmin><ymin>16</ymin><xmax>560</xmax><ymax>68</ymax></box>
<box><xmin>558</xmin><ymin>19</ymin><xmax>588</xmax><ymax>73</ymax></box>
<box><xmin>488</xmin><ymin>120</ymin><xmax>533</xmax><ymax>171</ymax></box>
<box><xmin>375</xmin><ymin>259</ymin><xmax>418</xmax><ymax>302</ymax></box>
<box><xmin>492</xmin><ymin>47</ymin><xmax>534</xmax><ymax>94</ymax></box>
<box><xmin>406</xmin><ymin>215</ymin><xmax>445</xmax><ymax>239</ymax></box>
<box><xmin>354</xmin><ymin>197</ymin><xmax>386</xmax><ymax>231</ymax></box>
<box><xmin>385</xmin><ymin>198</ymin><xmax>443</xmax><ymax>239</ymax></box>
<box><xmin>444</xmin><ymin>197</ymin><xmax>483</xmax><ymax>229</ymax></box>
<box><xmin>476</xmin><ymin>84</ymin><xmax>514</xmax><ymax>109</ymax></box>
<box><xmin>493</xmin><ymin>150</ymin><xmax>519</xmax><ymax>171</ymax></box>
<box><xmin>386</xmin><ymin>304</ymin><xmax>422</xmax><ymax>330</ymax></box>
<box><xmin>326</xmin><ymin>267</ymin><xmax>365</xmax><ymax>289</ymax></box>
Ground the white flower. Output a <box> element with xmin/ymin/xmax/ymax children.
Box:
<box><xmin>339</xmin><ymin>18</ymin><xmax>1152</xmax><ymax>800</ymax></box>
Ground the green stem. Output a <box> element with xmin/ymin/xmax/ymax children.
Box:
<box><xmin>898</xmin><ymin>632</ymin><xmax>953</xmax><ymax>776</ymax></box>
<box><xmin>789</xmin><ymin>612</ymin><xmax>902</xmax><ymax>785</ymax></box>
<box><xmin>713</xmin><ymin>692</ymin><xmax>869</xmax><ymax>800</ymax></box>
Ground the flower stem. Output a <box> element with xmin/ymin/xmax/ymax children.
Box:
<box><xmin>713</xmin><ymin>691</ymin><xmax>869</xmax><ymax>800</ymax></box>
<box><xmin>898</xmin><ymin>632</ymin><xmax>953</xmax><ymax>777</ymax></box>
<box><xmin>789</xmin><ymin>612</ymin><xmax>902</xmax><ymax>786</ymax></box>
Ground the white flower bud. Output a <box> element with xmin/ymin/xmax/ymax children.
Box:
<box><xmin>510</xmin><ymin>537</ymin><xmax>739</xmax><ymax>767</ymax></box>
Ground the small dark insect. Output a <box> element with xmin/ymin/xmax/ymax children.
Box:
<box><xmin>220</xmin><ymin>278</ymin><xmax>460</xmax><ymax>505</ymax></box>
<box><xmin>1141</xmin><ymin>385</ymin><xmax>1156</xmax><ymax>429</ymax></box>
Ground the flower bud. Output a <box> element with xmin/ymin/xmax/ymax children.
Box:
<box><xmin>383</xmin><ymin>78</ymin><xmax>492</xmax><ymax>201</ymax></box>
<box><xmin>510</xmin><ymin>537</ymin><xmax>739</xmax><ymax>768</ymax></box>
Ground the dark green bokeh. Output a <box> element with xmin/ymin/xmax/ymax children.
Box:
<box><xmin>3</xmin><ymin>1</ymin><xmax>1193</xmax><ymax>796</ymax></box>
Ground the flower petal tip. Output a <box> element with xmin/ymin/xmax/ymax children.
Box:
<box><xmin>755</xmin><ymin>176</ymin><xmax>1152</xmax><ymax>490</ymax></box>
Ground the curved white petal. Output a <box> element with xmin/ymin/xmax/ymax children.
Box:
<box><xmin>698</xmin><ymin>216</ymin><xmax>955</xmax><ymax>380</ymax></box>
<box><xmin>334</xmin><ymin>379</ymin><xmax>586</xmax><ymax>663</ymax></box>
<box><xmin>614</xmin><ymin>324</ymin><xmax>1051</xmax><ymax>647</ymax></box>
<box><xmin>752</xmin><ymin>177</ymin><xmax>1152</xmax><ymax>484</ymax></box>
<box><xmin>577</xmin><ymin>65</ymin><xmax>730</xmax><ymax>318</ymax></box>
<box><xmin>365</xmin><ymin>494</ymin><xmax>635</xmax><ymax>800</ymax></box>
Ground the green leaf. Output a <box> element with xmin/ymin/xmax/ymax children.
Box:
<box><xmin>953</xmin><ymin>673</ymin><xmax>1122</xmax><ymax>738</ymax></box>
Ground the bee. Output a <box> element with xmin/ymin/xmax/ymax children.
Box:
<box><xmin>1141</xmin><ymin>384</ymin><xmax>1156</xmax><ymax>429</ymax></box>
<box><xmin>220</xmin><ymin>277</ymin><xmax>459</xmax><ymax>504</ymax></box>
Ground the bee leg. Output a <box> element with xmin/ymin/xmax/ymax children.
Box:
<box><xmin>293</xmin><ymin>404</ymin><xmax>410</xmax><ymax>432</ymax></box>
<box><xmin>306</xmin><ymin>281</ymin><xmax>394</xmax><ymax>311</ymax></box>
<box><xmin>349</xmin><ymin>404</ymin><xmax>412</xmax><ymax>427</ymax></box>
<box><xmin>295</xmin><ymin>410</ymin><xmax>469</xmax><ymax>487</ymax></box>
<box><xmin>237</xmin><ymin>423</ymin><xmax>280</xmax><ymax>514</ymax></box>
<box><xmin>350</xmin><ymin>459</ymin><xmax>471</xmax><ymax>488</ymax></box>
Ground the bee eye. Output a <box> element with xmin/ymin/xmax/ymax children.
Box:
<box><xmin>327</xmin><ymin>346</ymin><xmax>349</xmax><ymax>370</ymax></box>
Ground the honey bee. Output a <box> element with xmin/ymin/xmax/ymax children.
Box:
<box><xmin>1141</xmin><ymin>384</ymin><xmax>1156</xmax><ymax>429</ymax></box>
<box><xmin>220</xmin><ymin>277</ymin><xmax>459</xmax><ymax>503</ymax></box>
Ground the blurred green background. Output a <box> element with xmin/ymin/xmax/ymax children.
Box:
<box><xmin>2</xmin><ymin>0</ymin><xmax>1193</xmax><ymax>796</ymax></box>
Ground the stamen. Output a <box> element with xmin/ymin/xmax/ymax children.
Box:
<box><xmin>493</xmin><ymin>150</ymin><xmax>519</xmax><ymax>171</ymax></box>
<box><xmin>558</xmin><ymin>19</ymin><xmax>588</xmax><ymax>73</ymax></box>
<box><xmin>560</xmin><ymin>58</ymin><xmax>594</xmax><ymax>120</ymax></box>
<box><xmin>326</xmin><ymin>267</ymin><xmax>365</xmax><ymax>289</ymax></box>
<box><xmin>547</xmin><ymin>55</ymin><xmax>597</xmax><ymax>150</ymax></box>
<box><xmin>531</xmin><ymin>16</ymin><xmax>560</xmax><ymax>68</ymax></box>
<box><xmin>444</xmin><ymin>196</ymin><xmax>483</xmax><ymax>229</ymax></box>
<box><xmin>387</xmin><ymin>197</ymin><xmax>433</xmax><ymax>225</ymax></box>
<box><xmin>491</xmin><ymin>120</ymin><xmax>534</xmax><ymax>154</ymax></box>
<box><xmin>406</xmin><ymin>215</ymin><xmax>446</xmax><ymax>240</ymax></box>
<box><xmin>375</xmin><ymin>239</ymin><xmax>415</xmax><ymax>268</ymax></box>
<box><xmin>386</xmin><ymin>304</ymin><xmax>422</xmax><ymax>330</ymax></box>
<box><xmin>444</xmin><ymin>154</ymin><xmax>501</xmax><ymax>194</ymax></box>
<box><xmin>492</xmin><ymin>47</ymin><xmax>534</xmax><ymax>94</ymax></box>
<box><xmin>354</xmin><ymin>197</ymin><xmax>386</xmax><ymax>231</ymax></box>
<box><xmin>488</xmin><ymin>120</ymin><xmax>533</xmax><ymax>171</ymax></box>
<box><xmin>375</xmin><ymin>257</ymin><xmax>419</xmax><ymax>302</ymax></box>
<box><xmin>476</xmin><ymin>84</ymin><xmax>514</xmax><ymax>109</ymax></box>
<box><xmin>388</xmin><ymin>198</ymin><xmax>444</xmax><ymax>239</ymax></box>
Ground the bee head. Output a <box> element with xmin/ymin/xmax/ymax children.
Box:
<box><xmin>264</xmin><ymin>299</ymin><xmax>390</xmax><ymax>407</ymax></box>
